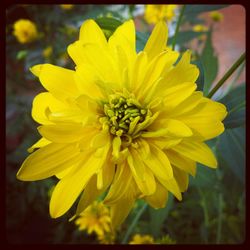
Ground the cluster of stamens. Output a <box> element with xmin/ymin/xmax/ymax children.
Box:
<box><xmin>103</xmin><ymin>95</ymin><xmax>147</xmax><ymax>137</ymax></box>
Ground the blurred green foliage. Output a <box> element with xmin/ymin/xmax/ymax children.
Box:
<box><xmin>6</xmin><ymin>4</ymin><xmax>245</xmax><ymax>244</ymax></box>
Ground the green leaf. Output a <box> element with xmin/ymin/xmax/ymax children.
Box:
<box><xmin>136</xmin><ymin>31</ymin><xmax>149</xmax><ymax>52</ymax></box>
<box><xmin>200</xmin><ymin>29</ymin><xmax>218</xmax><ymax>95</ymax></box>
<box><xmin>184</xmin><ymin>5</ymin><xmax>229</xmax><ymax>16</ymax></box>
<box><xmin>217</xmin><ymin>126</ymin><xmax>245</xmax><ymax>184</ymax></box>
<box><xmin>148</xmin><ymin>194</ymin><xmax>173</xmax><ymax>238</ymax></box>
<box><xmin>168</xmin><ymin>31</ymin><xmax>207</xmax><ymax>45</ymax></box>
<box><xmin>219</xmin><ymin>84</ymin><xmax>245</xmax><ymax>129</ymax></box>
<box><xmin>192</xmin><ymin>59</ymin><xmax>205</xmax><ymax>91</ymax></box>
<box><xmin>95</xmin><ymin>17</ymin><xmax>123</xmax><ymax>39</ymax></box>
<box><xmin>16</xmin><ymin>50</ymin><xmax>28</xmax><ymax>60</ymax></box>
<box><xmin>189</xmin><ymin>164</ymin><xmax>217</xmax><ymax>188</ymax></box>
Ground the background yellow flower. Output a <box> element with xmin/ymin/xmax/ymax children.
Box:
<box><xmin>209</xmin><ymin>11</ymin><xmax>224</xmax><ymax>22</ymax></box>
<box><xmin>129</xmin><ymin>234</ymin><xmax>154</xmax><ymax>244</ymax></box>
<box><xmin>60</xmin><ymin>4</ymin><xmax>74</xmax><ymax>10</ymax></box>
<box><xmin>75</xmin><ymin>201</ymin><xmax>112</xmax><ymax>237</ymax></box>
<box><xmin>144</xmin><ymin>5</ymin><xmax>177</xmax><ymax>24</ymax></box>
<box><xmin>13</xmin><ymin>19</ymin><xmax>38</xmax><ymax>44</ymax></box>
<box><xmin>193</xmin><ymin>24</ymin><xmax>208</xmax><ymax>32</ymax></box>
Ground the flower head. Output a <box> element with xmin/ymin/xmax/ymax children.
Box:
<box><xmin>129</xmin><ymin>234</ymin><xmax>154</xmax><ymax>244</ymax></box>
<box><xmin>144</xmin><ymin>4</ymin><xmax>177</xmax><ymax>24</ymax></box>
<box><xmin>156</xmin><ymin>234</ymin><xmax>176</xmax><ymax>244</ymax></box>
<box><xmin>75</xmin><ymin>201</ymin><xmax>111</xmax><ymax>236</ymax></box>
<box><xmin>13</xmin><ymin>19</ymin><xmax>38</xmax><ymax>44</ymax></box>
<box><xmin>43</xmin><ymin>46</ymin><xmax>53</xmax><ymax>59</ymax></box>
<box><xmin>60</xmin><ymin>4</ymin><xmax>74</xmax><ymax>10</ymax></box>
<box><xmin>193</xmin><ymin>24</ymin><xmax>208</xmax><ymax>32</ymax></box>
<box><xmin>209</xmin><ymin>11</ymin><xmax>224</xmax><ymax>22</ymax></box>
<box><xmin>17</xmin><ymin>19</ymin><xmax>227</xmax><ymax>229</ymax></box>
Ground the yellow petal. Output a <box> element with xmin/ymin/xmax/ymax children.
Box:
<box><xmin>177</xmin><ymin>99</ymin><xmax>227</xmax><ymax>140</ymax></box>
<box><xmin>67</xmin><ymin>41</ymin><xmax>86</xmax><ymax>66</ymax></box>
<box><xmin>112</xmin><ymin>136</ymin><xmax>122</xmax><ymax>160</ymax></box>
<box><xmin>32</xmin><ymin>93</ymin><xmax>86</xmax><ymax>125</ymax></box>
<box><xmin>76</xmin><ymin>175</ymin><xmax>101</xmax><ymax>214</ymax></box>
<box><xmin>148</xmin><ymin>137</ymin><xmax>182</xmax><ymax>150</ymax></box>
<box><xmin>109</xmin><ymin>20</ymin><xmax>136</xmax><ymax>77</ymax></box>
<box><xmin>110</xmin><ymin>195</ymin><xmax>135</xmax><ymax>229</ymax></box>
<box><xmin>55</xmin><ymin>167</ymin><xmax>74</xmax><ymax>179</ymax></box>
<box><xmin>162</xmin><ymin>82</ymin><xmax>197</xmax><ymax>110</ymax></box>
<box><xmin>104</xmin><ymin>163</ymin><xmax>133</xmax><ymax>205</ymax></box>
<box><xmin>77</xmin><ymin>161</ymin><xmax>115</xmax><ymax>214</ymax></box>
<box><xmin>166</xmin><ymin>149</ymin><xmax>197</xmax><ymax>176</ymax></box>
<box><xmin>131</xmin><ymin>52</ymin><xmax>148</xmax><ymax>92</ymax></box>
<box><xmin>90</xmin><ymin>130</ymin><xmax>111</xmax><ymax>148</ymax></box>
<box><xmin>157</xmin><ymin>177</ymin><xmax>182</xmax><ymax>201</ymax></box>
<box><xmin>167</xmin><ymin>91</ymin><xmax>203</xmax><ymax>117</ymax></box>
<box><xmin>33</xmin><ymin>64</ymin><xmax>79</xmax><ymax>101</ymax></box>
<box><xmin>172</xmin><ymin>140</ymin><xmax>217</xmax><ymax>168</ymax></box>
<box><xmin>173</xmin><ymin>167</ymin><xmax>189</xmax><ymax>192</ymax></box>
<box><xmin>31</xmin><ymin>92</ymin><xmax>64</xmax><ymax>125</ymax></box>
<box><xmin>139</xmin><ymin>142</ymin><xmax>173</xmax><ymax>181</ymax></box>
<box><xmin>27</xmin><ymin>137</ymin><xmax>51</xmax><ymax>153</ymax></box>
<box><xmin>69</xmin><ymin>43</ymin><xmax>121</xmax><ymax>87</ymax></box>
<box><xmin>162</xmin><ymin>51</ymin><xmax>199</xmax><ymax>87</ymax></box>
<box><xmin>30</xmin><ymin>64</ymin><xmax>43</xmax><ymax>77</ymax></box>
<box><xmin>148</xmin><ymin>119</ymin><xmax>193</xmax><ymax>138</ymax></box>
<box><xmin>50</xmin><ymin>144</ymin><xmax>110</xmax><ymax>218</ymax></box>
<box><xmin>144</xmin><ymin>21</ymin><xmax>168</xmax><ymax>61</ymax></box>
<box><xmin>127</xmin><ymin>150</ymin><xmax>156</xmax><ymax>196</ymax></box>
<box><xmin>138</xmin><ymin>51</ymin><xmax>179</xmax><ymax>101</ymax></box>
<box><xmin>79</xmin><ymin>19</ymin><xmax>107</xmax><ymax>47</ymax></box>
<box><xmin>16</xmin><ymin>143</ymin><xmax>81</xmax><ymax>181</ymax></box>
<box><xmin>74</xmin><ymin>64</ymin><xmax>105</xmax><ymax>99</ymax></box>
<box><xmin>38</xmin><ymin>124</ymin><xmax>87</xmax><ymax>143</ymax></box>
<box><xmin>144</xmin><ymin>181</ymin><xmax>168</xmax><ymax>209</ymax></box>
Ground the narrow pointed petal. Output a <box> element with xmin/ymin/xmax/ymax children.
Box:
<box><xmin>172</xmin><ymin>140</ymin><xmax>217</xmax><ymax>168</ymax></box>
<box><xmin>31</xmin><ymin>64</ymin><xmax>79</xmax><ymax>101</ymax></box>
<box><xmin>173</xmin><ymin>166</ymin><xmax>189</xmax><ymax>192</ymax></box>
<box><xmin>50</xmin><ymin>144</ymin><xmax>110</xmax><ymax>218</ymax></box>
<box><xmin>38</xmin><ymin>124</ymin><xmax>87</xmax><ymax>143</ymax></box>
<box><xmin>79</xmin><ymin>19</ymin><xmax>107</xmax><ymax>47</ymax></box>
<box><xmin>166</xmin><ymin>149</ymin><xmax>197</xmax><ymax>176</ymax></box>
<box><xmin>144</xmin><ymin>181</ymin><xmax>168</xmax><ymax>209</ymax></box>
<box><xmin>17</xmin><ymin>143</ymin><xmax>81</xmax><ymax>181</ymax></box>
<box><xmin>144</xmin><ymin>21</ymin><xmax>168</xmax><ymax>61</ymax></box>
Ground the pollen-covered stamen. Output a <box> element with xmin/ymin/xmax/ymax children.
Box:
<box><xmin>103</xmin><ymin>95</ymin><xmax>148</xmax><ymax>138</ymax></box>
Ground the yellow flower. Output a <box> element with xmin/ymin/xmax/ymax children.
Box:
<box><xmin>75</xmin><ymin>201</ymin><xmax>111</xmax><ymax>236</ymax></box>
<box><xmin>129</xmin><ymin>234</ymin><xmax>154</xmax><ymax>244</ymax></box>
<box><xmin>60</xmin><ymin>4</ymin><xmax>74</xmax><ymax>10</ymax></box>
<box><xmin>43</xmin><ymin>46</ymin><xmax>53</xmax><ymax>59</ymax></box>
<box><xmin>144</xmin><ymin>5</ymin><xmax>177</xmax><ymax>24</ymax></box>
<box><xmin>209</xmin><ymin>11</ymin><xmax>224</xmax><ymax>22</ymax></box>
<box><xmin>13</xmin><ymin>19</ymin><xmax>38</xmax><ymax>44</ymax></box>
<box><xmin>193</xmin><ymin>24</ymin><xmax>208</xmax><ymax>32</ymax></box>
<box><xmin>97</xmin><ymin>232</ymin><xmax>115</xmax><ymax>244</ymax></box>
<box><xmin>157</xmin><ymin>234</ymin><xmax>176</xmax><ymax>244</ymax></box>
<box><xmin>17</xmin><ymin>20</ymin><xmax>227</xmax><ymax>229</ymax></box>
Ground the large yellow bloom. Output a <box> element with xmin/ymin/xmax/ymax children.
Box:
<box><xmin>13</xmin><ymin>19</ymin><xmax>38</xmax><ymax>44</ymax></box>
<box><xmin>144</xmin><ymin>5</ymin><xmax>177</xmax><ymax>24</ymax></box>
<box><xmin>17</xmin><ymin>19</ymin><xmax>227</xmax><ymax>229</ymax></box>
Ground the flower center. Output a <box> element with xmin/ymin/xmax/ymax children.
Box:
<box><xmin>104</xmin><ymin>95</ymin><xmax>147</xmax><ymax>136</ymax></box>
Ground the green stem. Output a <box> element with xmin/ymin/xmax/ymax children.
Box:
<box><xmin>216</xmin><ymin>193</ymin><xmax>223</xmax><ymax>243</ymax></box>
<box><xmin>121</xmin><ymin>203</ymin><xmax>148</xmax><ymax>244</ymax></box>
<box><xmin>207</xmin><ymin>52</ymin><xmax>246</xmax><ymax>98</ymax></box>
<box><xmin>172</xmin><ymin>5</ymin><xmax>186</xmax><ymax>50</ymax></box>
<box><xmin>197</xmin><ymin>187</ymin><xmax>209</xmax><ymax>243</ymax></box>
